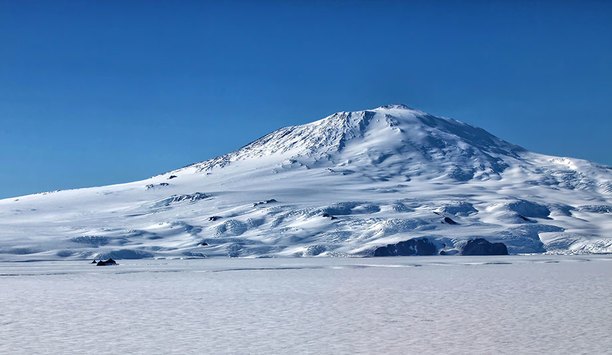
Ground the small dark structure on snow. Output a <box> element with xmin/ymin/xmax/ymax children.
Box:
<box><xmin>96</xmin><ymin>258</ymin><xmax>118</xmax><ymax>266</ymax></box>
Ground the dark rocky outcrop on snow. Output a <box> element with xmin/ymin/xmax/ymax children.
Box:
<box><xmin>253</xmin><ymin>199</ymin><xmax>278</xmax><ymax>207</ymax></box>
<box><xmin>154</xmin><ymin>192</ymin><xmax>210</xmax><ymax>207</ymax></box>
<box><xmin>442</xmin><ymin>217</ymin><xmax>459</xmax><ymax>225</ymax></box>
<box><xmin>96</xmin><ymin>258</ymin><xmax>118</xmax><ymax>266</ymax></box>
<box><xmin>461</xmin><ymin>238</ymin><xmax>508</xmax><ymax>255</ymax></box>
<box><xmin>373</xmin><ymin>237</ymin><xmax>437</xmax><ymax>256</ymax></box>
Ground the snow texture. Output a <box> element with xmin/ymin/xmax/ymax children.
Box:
<box><xmin>1</xmin><ymin>257</ymin><xmax>612</xmax><ymax>354</ymax></box>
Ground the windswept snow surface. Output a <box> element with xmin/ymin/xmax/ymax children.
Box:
<box><xmin>0</xmin><ymin>105</ymin><xmax>610</xmax><ymax>260</ymax></box>
<box><xmin>1</xmin><ymin>256</ymin><xmax>612</xmax><ymax>354</ymax></box>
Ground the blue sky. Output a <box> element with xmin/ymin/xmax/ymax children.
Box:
<box><xmin>1</xmin><ymin>0</ymin><xmax>611</xmax><ymax>198</ymax></box>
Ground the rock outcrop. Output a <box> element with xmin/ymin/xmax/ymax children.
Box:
<box><xmin>373</xmin><ymin>237</ymin><xmax>437</xmax><ymax>256</ymax></box>
<box><xmin>461</xmin><ymin>238</ymin><xmax>508</xmax><ymax>255</ymax></box>
<box><xmin>96</xmin><ymin>258</ymin><xmax>118</xmax><ymax>266</ymax></box>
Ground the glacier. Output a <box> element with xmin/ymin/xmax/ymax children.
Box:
<box><xmin>0</xmin><ymin>104</ymin><xmax>610</xmax><ymax>260</ymax></box>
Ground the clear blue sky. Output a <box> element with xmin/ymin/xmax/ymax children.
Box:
<box><xmin>1</xmin><ymin>0</ymin><xmax>611</xmax><ymax>198</ymax></box>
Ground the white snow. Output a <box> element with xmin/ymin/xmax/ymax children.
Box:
<box><xmin>1</xmin><ymin>256</ymin><xmax>611</xmax><ymax>354</ymax></box>
<box><xmin>0</xmin><ymin>105</ymin><xmax>610</xmax><ymax>260</ymax></box>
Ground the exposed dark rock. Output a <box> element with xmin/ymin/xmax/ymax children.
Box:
<box><xmin>168</xmin><ymin>175</ymin><xmax>177</xmax><ymax>180</ymax></box>
<box><xmin>96</xmin><ymin>258</ymin><xmax>118</xmax><ymax>266</ymax></box>
<box><xmin>146</xmin><ymin>183</ymin><xmax>171</xmax><ymax>190</ymax></box>
<box><xmin>154</xmin><ymin>193</ymin><xmax>210</xmax><ymax>208</ymax></box>
<box><xmin>209</xmin><ymin>216</ymin><xmax>222</xmax><ymax>221</ymax></box>
<box><xmin>321</xmin><ymin>213</ymin><xmax>338</xmax><ymax>220</ymax></box>
<box><xmin>91</xmin><ymin>259</ymin><xmax>97</xmax><ymax>264</ymax></box>
<box><xmin>171</xmin><ymin>192</ymin><xmax>209</xmax><ymax>203</ymax></box>
<box><xmin>461</xmin><ymin>238</ymin><xmax>508</xmax><ymax>256</ymax></box>
<box><xmin>443</xmin><ymin>216</ymin><xmax>459</xmax><ymax>225</ymax></box>
<box><xmin>253</xmin><ymin>199</ymin><xmax>278</xmax><ymax>207</ymax></box>
<box><xmin>199</xmin><ymin>241</ymin><xmax>209</xmax><ymax>246</ymax></box>
<box><xmin>518</xmin><ymin>214</ymin><xmax>535</xmax><ymax>223</ymax></box>
<box><xmin>373</xmin><ymin>237</ymin><xmax>437</xmax><ymax>256</ymax></box>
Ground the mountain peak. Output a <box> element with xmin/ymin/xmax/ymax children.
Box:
<box><xmin>329</xmin><ymin>104</ymin><xmax>422</xmax><ymax>119</ymax></box>
<box><xmin>371</xmin><ymin>103</ymin><xmax>427</xmax><ymax>116</ymax></box>
<box><xmin>185</xmin><ymin>105</ymin><xmax>524</xmax><ymax>178</ymax></box>
<box><xmin>374</xmin><ymin>103</ymin><xmax>414</xmax><ymax>110</ymax></box>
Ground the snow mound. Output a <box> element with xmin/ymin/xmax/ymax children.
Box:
<box><xmin>436</xmin><ymin>201</ymin><xmax>478</xmax><ymax>216</ymax></box>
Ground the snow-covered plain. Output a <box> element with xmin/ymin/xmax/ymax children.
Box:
<box><xmin>1</xmin><ymin>256</ymin><xmax>611</xmax><ymax>354</ymax></box>
<box><xmin>0</xmin><ymin>105</ymin><xmax>610</xmax><ymax>260</ymax></box>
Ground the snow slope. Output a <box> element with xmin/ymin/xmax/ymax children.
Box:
<box><xmin>0</xmin><ymin>104</ymin><xmax>610</xmax><ymax>260</ymax></box>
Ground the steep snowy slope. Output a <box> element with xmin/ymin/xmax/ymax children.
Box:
<box><xmin>0</xmin><ymin>105</ymin><xmax>610</xmax><ymax>260</ymax></box>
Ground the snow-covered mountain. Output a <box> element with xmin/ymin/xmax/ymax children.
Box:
<box><xmin>1</xmin><ymin>104</ymin><xmax>610</xmax><ymax>260</ymax></box>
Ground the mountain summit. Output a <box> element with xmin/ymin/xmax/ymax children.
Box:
<box><xmin>188</xmin><ymin>105</ymin><xmax>523</xmax><ymax>181</ymax></box>
<box><xmin>0</xmin><ymin>105</ymin><xmax>610</xmax><ymax>260</ymax></box>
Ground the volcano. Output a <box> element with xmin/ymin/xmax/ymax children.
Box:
<box><xmin>1</xmin><ymin>105</ymin><xmax>610</xmax><ymax>260</ymax></box>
